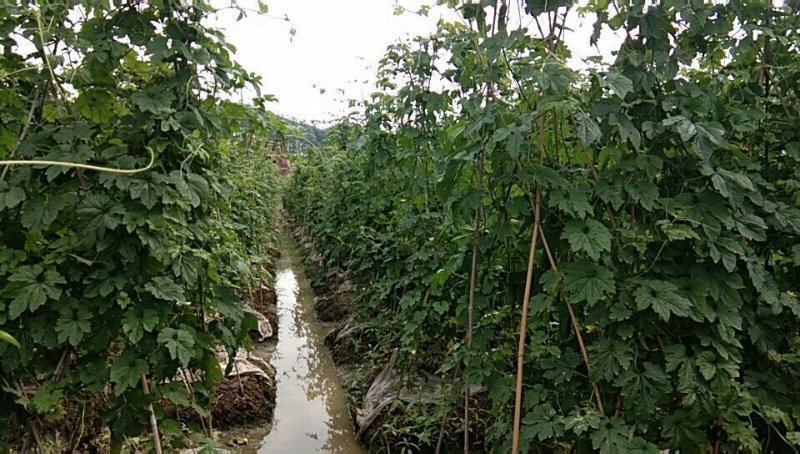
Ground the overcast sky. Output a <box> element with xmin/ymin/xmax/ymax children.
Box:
<box><xmin>209</xmin><ymin>1</ymin><xmax>620</xmax><ymax>125</ymax></box>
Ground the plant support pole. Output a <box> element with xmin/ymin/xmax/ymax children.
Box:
<box><xmin>511</xmin><ymin>191</ymin><xmax>542</xmax><ymax>454</ymax></box>
<box><xmin>464</xmin><ymin>148</ymin><xmax>485</xmax><ymax>453</ymax></box>
<box><xmin>464</xmin><ymin>206</ymin><xmax>480</xmax><ymax>453</ymax></box>
<box><xmin>141</xmin><ymin>374</ymin><xmax>163</xmax><ymax>454</ymax></box>
<box><xmin>537</xmin><ymin>227</ymin><xmax>604</xmax><ymax>413</ymax></box>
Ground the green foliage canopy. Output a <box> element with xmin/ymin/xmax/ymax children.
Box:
<box><xmin>0</xmin><ymin>0</ymin><xmax>281</xmax><ymax>449</ymax></box>
<box><xmin>286</xmin><ymin>0</ymin><xmax>800</xmax><ymax>451</ymax></box>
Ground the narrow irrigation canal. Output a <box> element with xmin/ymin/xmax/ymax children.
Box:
<box><xmin>257</xmin><ymin>232</ymin><xmax>363</xmax><ymax>453</ymax></box>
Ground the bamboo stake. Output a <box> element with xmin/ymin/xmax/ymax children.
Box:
<box><xmin>140</xmin><ymin>374</ymin><xmax>163</xmax><ymax>454</ymax></box>
<box><xmin>511</xmin><ymin>189</ymin><xmax>542</xmax><ymax>454</ymax></box>
<box><xmin>436</xmin><ymin>365</ymin><xmax>462</xmax><ymax>454</ymax></box>
<box><xmin>511</xmin><ymin>111</ymin><xmax>550</xmax><ymax>454</ymax></box>
<box><xmin>538</xmin><ymin>227</ymin><xmax>604</xmax><ymax>413</ymax></box>
<box><xmin>464</xmin><ymin>205</ymin><xmax>481</xmax><ymax>453</ymax></box>
<box><xmin>464</xmin><ymin>146</ymin><xmax>485</xmax><ymax>453</ymax></box>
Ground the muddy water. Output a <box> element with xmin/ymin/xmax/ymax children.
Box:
<box><xmin>256</xmin><ymin>233</ymin><xmax>363</xmax><ymax>453</ymax></box>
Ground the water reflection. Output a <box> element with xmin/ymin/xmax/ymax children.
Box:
<box><xmin>259</xmin><ymin>235</ymin><xmax>363</xmax><ymax>453</ymax></box>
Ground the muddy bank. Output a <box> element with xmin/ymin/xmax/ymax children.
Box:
<box><xmin>210</xmin><ymin>257</ymin><xmax>279</xmax><ymax>430</ymax></box>
<box><xmin>211</xmin><ymin>347</ymin><xmax>276</xmax><ymax>428</ymax></box>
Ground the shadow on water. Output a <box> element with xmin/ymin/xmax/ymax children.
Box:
<box><xmin>254</xmin><ymin>231</ymin><xmax>363</xmax><ymax>453</ymax></box>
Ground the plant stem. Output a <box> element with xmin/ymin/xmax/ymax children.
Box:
<box><xmin>0</xmin><ymin>87</ymin><xmax>39</xmax><ymax>182</ymax></box>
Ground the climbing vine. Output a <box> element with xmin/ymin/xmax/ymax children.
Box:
<box><xmin>287</xmin><ymin>0</ymin><xmax>800</xmax><ymax>452</ymax></box>
<box><xmin>0</xmin><ymin>1</ymin><xmax>280</xmax><ymax>450</ymax></box>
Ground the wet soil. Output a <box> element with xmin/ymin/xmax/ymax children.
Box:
<box><xmin>212</xmin><ymin>372</ymin><xmax>275</xmax><ymax>427</ymax></box>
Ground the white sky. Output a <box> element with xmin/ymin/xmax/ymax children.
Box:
<box><xmin>209</xmin><ymin>1</ymin><xmax>621</xmax><ymax>125</ymax></box>
<box><xmin>209</xmin><ymin>1</ymin><xmax>453</xmax><ymax>124</ymax></box>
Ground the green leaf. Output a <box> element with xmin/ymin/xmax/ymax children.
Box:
<box><xmin>21</xmin><ymin>195</ymin><xmax>68</xmax><ymax>232</ymax></box>
<box><xmin>2</xmin><ymin>186</ymin><xmax>26</xmax><ymax>209</ymax></box>
<box><xmin>617</xmin><ymin>363</ymin><xmax>670</xmax><ymax>417</ymax></box>
<box><xmin>576</xmin><ymin>113</ymin><xmax>601</xmax><ymax>147</ymax></box>
<box><xmin>0</xmin><ymin>330</ymin><xmax>20</xmax><ymax>348</ymax></box>
<box><xmin>664</xmin><ymin>344</ymin><xmax>702</xmax><ymax>394</ymax></box>
<box><xmin>696</xmin><ymin>350</ymin><xmax>739</xmax><ymax>380</ymax></box>
<box><xmin>626</xmin><ymin>181</ymin><xmax>659</xmax><ymax>210</ymax></box>
<box><xmin>110</xmin><ymin>350</ymin><xmax>149</xmax><ymax>396</ymax></box>
<box><xmin>529</xmin><ymin>166</ymin><xmax>568</xmax><ymax>188</ymax></box>
<box><xmin>634</xmin><ymin>280</ymin><xmax>691</xmax><ymax>321</ymax></box>
<box><xmin>562</xmin><ymin>219</ymin><xmax>612</xmax><ymax>260</ymax></box>
<box><xmin>695</xmin><ymin>122</ymin><xmax>727</xmax><ymax>147</ymax></box>
<box><xmin>710</xmin><ymin>172</ymin><xmax>730</xmax><ymax>198</ymax></box>
<box><xmin>595</xmin><ymin>175</ymin><xmax>625</xmax><ymax>210</ymax></box>
<box><xmin>709</xmin><ymin>234</ymin><xmax>743</xmax><ymax>272</ymax></box>
<box><xmin>692</xmin><ymin>134</ymin><xmax>713</xmax><ymax>160</ymax></box>
<box><xmin>627</xmin><ymin>437</ymin><xmax>660</xmax><ymax>454</ymax></box>
<box><xmin>31</xmin><ymin>383</ymin><xmax>63</xmax><ymax>415</ymax></box>
<box><xmin>122</xmin><ymin>308</ymin><xmax>160</xmax><ymax>343</ymax></box>
<box><xmin>761</xmin><ymin>406</ymin><xmax>792</xmax><ymax>427</ymax></box>
<box><xmin>662</xmin><ymin>410</ymin><xmax>707</xmax><ymax>447</ymax></box>
<box><xmin>665</xmin><ymin>344</ymin><xmax>689</xmax><ymax>373</ymax></box>
<box><xmin>610</xmin><ymin>113</ymin><xmax>641</xmax><ymax>148</ymax></box>
<box><xmin>589</xmin><ymin>338</ymin><xmax>634</xmax><ymax>381</ymax></box>
<box><xmin>657</xmin><ymin>220</ymin><xmax>699</xmax><ymax>241</ymax></box>
<box><xmin>779</xmin><ymin>292</ymin><xmax>800</xmax><ymax>317</ymax></box>
<box><xmin>563</xmin><ymin>260</ymin><xmax>615</xmax><ymax>306</ymax></box>
<box><xmin>563</xmin><ymin>408</ymin><xmax>602</xmax><ymax>436</ymax></box>
<box><xmin>5</xmin><ymin>265</ymin><xmax>65</xmax><ymax>318</ymax></box>
<box><xmin>55</xmin><ymin>307</ymin><xmax>92</xmax><ymax>346</ymax></box>
<box><xmin>550</xmin><ymin>185</ymin><xmax>593</xmax><ymax>219</ymax></box>
<box><xmin>715</xmin><ymin>301</ymin><xmax>742</xmax><ymax>343</ymax></box>
<box><xmin>604</xmin><ymin>72</ymin><xmax>634</xmax><ymax>98</ymax></box>
<box><xmin>662</xmin><ymin>115</ymin><xmax>696</xmax><ymax>141</ymax></box>
<box><xmin>202</xmin><ymin>350</ymin><xmax>225</xmax><ymax>391</ymax></box>
<box><xmin>590</xmin><ymin>419</ymin><xmax>630</xmax><ymax>454</ymax></box>
<box><xmin>210</xmin><ymin>286</ymin><xmax>247</xmax><ymax>326</ymax></box>
<box><xmin>123</xmin><ymin>209</ymin><xmax>147</xmax><ymax>233</ymax></box>
<box><xmin>130</xmin><ymin>89</ymin><xmax>175</xmax><ymax>115</ymax></box>
<box><xmin>772</xmin><ymin>203</ymin><xmax>800</xmax><ymax>234</ymax></box>
<box><xmin>724</xmin><ymin>419</ymin><xmax>759</xmax><ymax>453</ymax></box>
<box><xmin>145</xmin><ymin>276</ymin><xmax>186</xmax><ymax>302</ymax></box>
<box><xmin>172</xmin><ymin>171</ymin><xmax>210</xmax><ymax>208</ymax></box>
<box><xmin>75</xmin><ymin>89</ymin><xmax>115</xmax><ymax>123</ymax></box>
<box><xmin>161</xmin><ymin>381</ymin><xmax>192</xmax><ymax>406</ymax></box>
<box><xmin>718</xmin><ymin>169</ymin><xmax>754</xmax><ymax>191</ymax></box>
<box><xmin>77</xmin><ymin>195</ymin><xmax>126</xmax><ymax>242</ymax></box>
<box><xmin>158</xmin><ymin>326</ymin><xmax>196</xmax><ymax>367</ymax></box>
<box><xmin>746</xmin><ymin>258</ymin><xmax>779</xmax><ymax>306</ymax></box>
<box><xmin>521</xmin><ymin>404</ymin><xmax>563</xmax><ymax>441</ymax></box>
<box><xmin>129</xmin><ymin>177</ymin><xmax>162</xmax><ymax>209</ymax></box>
<box><xmin>525</xmin><ymin>0</ymin><xmax>571</xmax><ymax>15</ymax></box>
<box><xmin>491</xmin><ymin>126</ymin><xmax>511</xmax><ymax>143</ymax></box>
<box><xmin>734</xmin><ymin>213</ymin><xmax>767</xmax><ymax>241</ymax></box>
